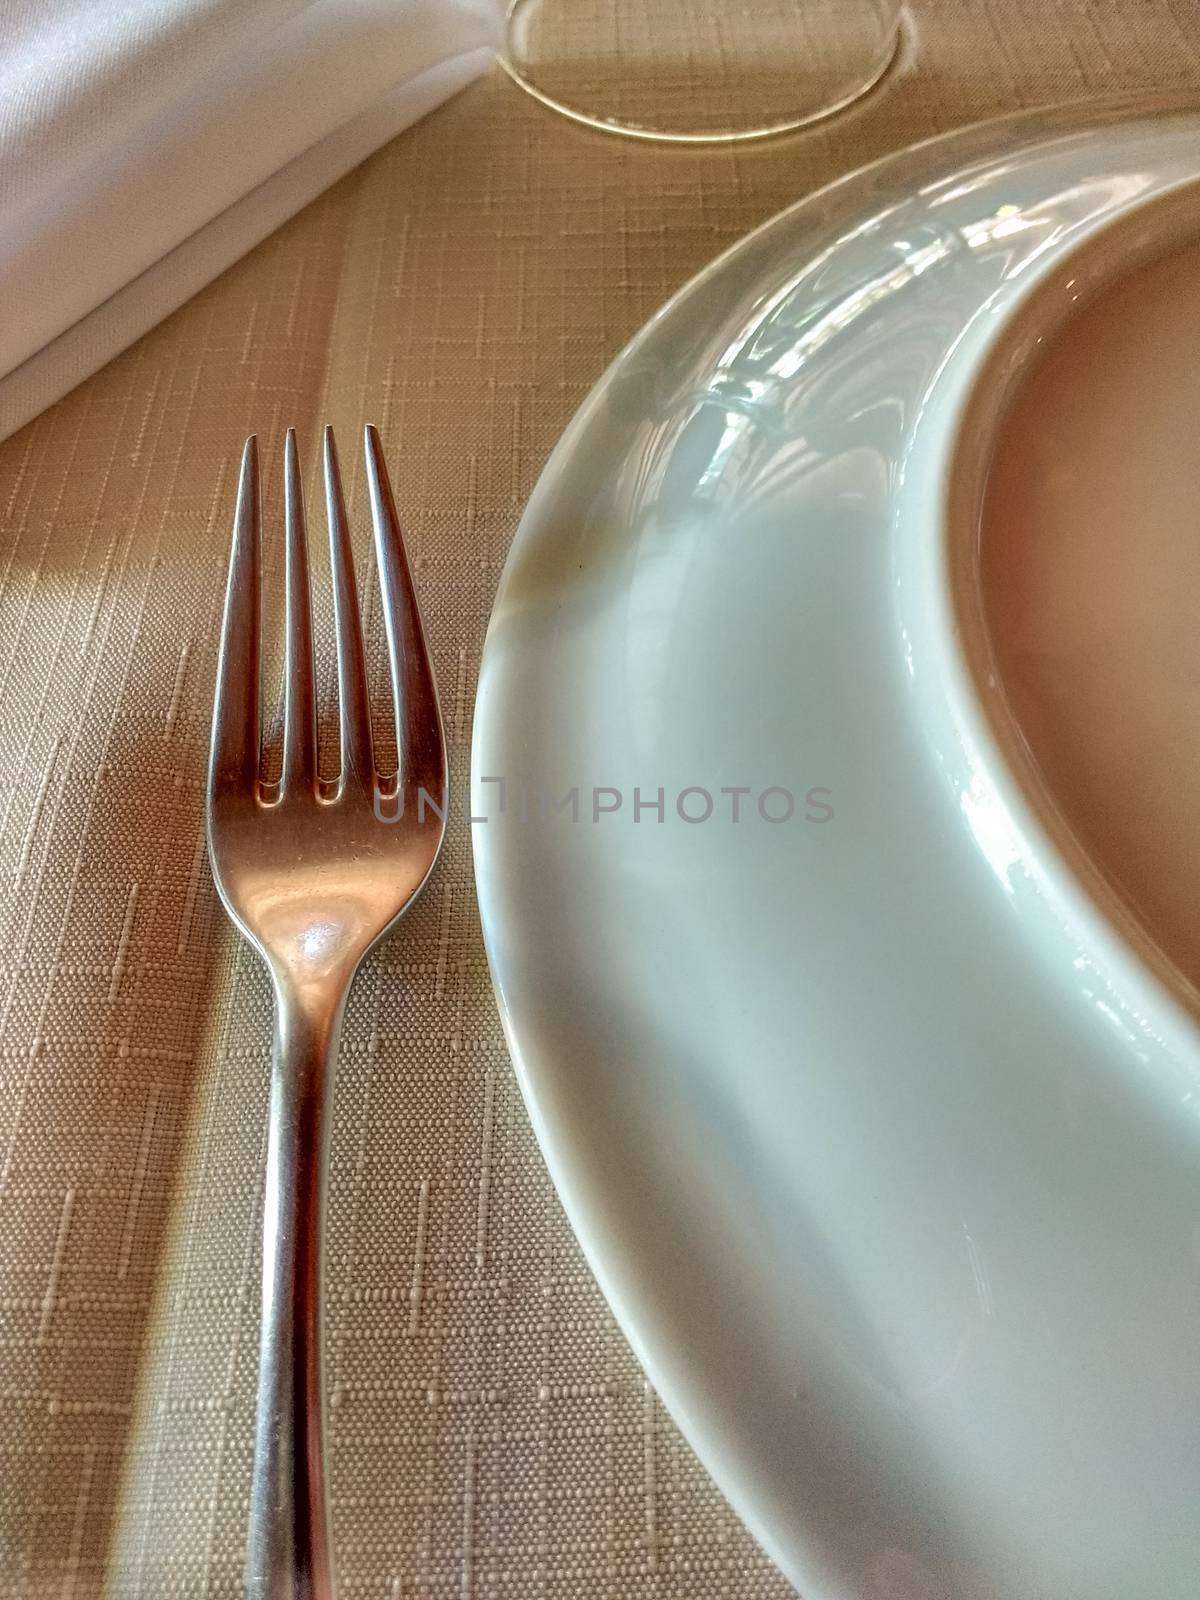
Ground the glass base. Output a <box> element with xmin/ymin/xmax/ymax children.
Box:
<box><xmin>501</xmin><ymin>0</ymin><xmax>905</xmax><ymax>144</ymax></box>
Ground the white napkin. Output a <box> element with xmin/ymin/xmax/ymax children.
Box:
<box><xmin>0</xmin><ymin>0</ymin><xmax>501</xmax><ymax>440</ymax></box>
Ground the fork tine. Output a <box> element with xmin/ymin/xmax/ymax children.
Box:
<box><xmin>210</xmin><ymin>436</ymin><xmax>261</xmax><ymax>791</ymax></box>
<box><xmin>363</xmin><ymin>425</ymin><xmax>444</xmax><ymax>802</ymax></box>
<box><xmin>323</xmin><ymin>427</ymin><xmax>372</xmax><ymax>785</ymax></box>
<box><xmin>282</xmin><ymin>428</ymin><xmax>318</xmax><ymax>794</ymax></box>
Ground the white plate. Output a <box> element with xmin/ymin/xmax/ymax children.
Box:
<box><xmin>472</xmin><ymin>101</ymin><xmax>1200</xmax><ymax>1600</ymax></box>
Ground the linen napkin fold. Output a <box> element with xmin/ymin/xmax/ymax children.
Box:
<box><xmin>0</xmin><ymin>0</ymin><xmax>501</xmax><ymax>441</ymax></box>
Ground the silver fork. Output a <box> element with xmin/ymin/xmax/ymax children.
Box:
<box><xmin>207</xmin><ymin>425</ymin><xmax>447</xmax><ymax>1600</ymax></box>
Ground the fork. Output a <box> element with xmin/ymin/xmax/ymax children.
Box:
<box><xmin>207</xmin><ymin>425</ymin><xmax>447</xmax><ymax>1600</ymax></box>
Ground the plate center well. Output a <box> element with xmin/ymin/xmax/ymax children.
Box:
<box><xmin>980</xmin><ymin>233</ymin><xmax>1200</xmax><ymax>997</ymax></box>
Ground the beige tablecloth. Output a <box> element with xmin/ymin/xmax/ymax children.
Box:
<box><xmin>1</xmin><ymin>4</ymin><xmax>1197</xmax><ymax>1594</ymax></box>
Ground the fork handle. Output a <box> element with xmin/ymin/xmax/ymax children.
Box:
<box><xmin>247</xmin><ymin>980</ymin><xmax>349</xmax><ymax>1600</ymax></box>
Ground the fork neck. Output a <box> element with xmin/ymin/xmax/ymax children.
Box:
<box><xmin>272</xmin><ymin>960</ymin><xmax>356</xmax><ymax>1025</ymax></box>
<box><xmin>267</xmin><ymin>923</ymin><xmax>364</xmax><ymax>1025</ymax></box>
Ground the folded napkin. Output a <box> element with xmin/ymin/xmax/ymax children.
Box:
<box><xmin>0</xmin><ymin>0</ymin><xmax>501</xmax><ymax>440</ymax></box>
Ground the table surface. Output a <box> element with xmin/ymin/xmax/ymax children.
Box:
<box><xmin>1</xmin><ymin>4</ymin><xmax>1197</xmax><ymax>1594</ymax></box>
